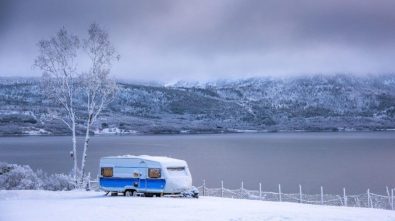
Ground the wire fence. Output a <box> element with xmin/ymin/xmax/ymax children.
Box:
<box><xmin>197</xmin><ymin>180</ymin><xmax>395</xmax><ymax>210</ymax></box>
<box><xmin>88</xmin><ymin>180</ymin><xmax>395</xmax><ymax>210</ymax></box>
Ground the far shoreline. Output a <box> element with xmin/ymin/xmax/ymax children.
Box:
<box><xmin>1</xmin><ymin>128</ymin><xmax>395</xmax><ymax>138</ymax></box>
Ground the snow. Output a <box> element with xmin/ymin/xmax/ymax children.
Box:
<box><xmin>1</xmin><ymin>190</ymin><xmax>394</xmax><ymax>221</ymax></box>
<box><xmin>94</xmin><ymin>127</ymin><xmax>138</xmax><ymax>135</ymax></box>
<box><xmin>24</xmin><ymin>128</ymin><xmax>51</xmax><ymax>135</ymax></box>
<box><xmin>104</xmin><ymin>155</ymin><xmax>187</xmax><ymax>168</ymax></box>
<box><xmin>229</xmin><ymin>129</ymin><xmax>258</xmax><ymax>133</ymax></box>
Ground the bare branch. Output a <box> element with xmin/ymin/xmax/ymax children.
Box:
<box><xmin>80</xmin><ymin>23</ymin><xmax>119</xmax><ymax>184</ymax></box>
<box><xmin>34</xmin><ymin>27</ymin><xmax>80</xmax><ymax>184</ymax></box>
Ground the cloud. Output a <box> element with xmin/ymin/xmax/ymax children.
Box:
<box><xmin>1</xmin><ymin>0</ymin><xmax>395</xmax><ymax>82</ymax></box>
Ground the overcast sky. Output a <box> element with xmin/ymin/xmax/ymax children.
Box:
<box><xmin>1</xmin><ymin>0</ymin><xmax>395</xmax><ymax>82</ymax></box>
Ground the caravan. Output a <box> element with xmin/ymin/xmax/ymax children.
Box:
<box><xmin>99</xmin><ymin>155</ymin><xmax>198</xmax><ymax>197</ymax></box>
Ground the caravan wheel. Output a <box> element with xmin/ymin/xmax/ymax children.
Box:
<box><xmin>124</xmin><ymin>190</ymin><xmax>134</xmax><ymax>197</ymax></box>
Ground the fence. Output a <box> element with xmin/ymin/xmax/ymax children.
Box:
<box><xmin>197</xmin><ymin>180</ymin><xmax>395</xmax><ymax>210</ymax></box>
<box><xmin>88</xmin><ymin>179</ymin><xmax>394</xmax><ymax>210</ymax></box>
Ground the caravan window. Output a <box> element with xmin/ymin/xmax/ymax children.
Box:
<box><xmin>167</xmin><ymin>167</ymin><xmax>187</xmax><ymax>176</ymax></box>
<box><xmin>148</xmin><ymin>168</ymin><xmax>161</xmax><ymax>178</ymax></box>
<box><xmin>101</xmin><ymin>167</ymin><xmax>113</xmax><ymax>177</ymax></box>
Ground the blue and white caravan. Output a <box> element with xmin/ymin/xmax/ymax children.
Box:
<box><xmin>99</xmin><ymin>155</ymin><xmax>198</xmax><ymax>197</ymax></box>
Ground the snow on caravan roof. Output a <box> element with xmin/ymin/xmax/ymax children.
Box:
<box><xmin>102</xmin><ymin>155</ymin><xmax>187</xmax><ymax>167</ymax></box>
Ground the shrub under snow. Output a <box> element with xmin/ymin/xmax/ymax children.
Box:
<box><xmin>41</xmin><ymin>173</ymin><xmax>76</xmax><ymax>191</ymax></box>
<box><xmin>0</xmin><ymin>162</ymin><xmax>76</xmax><ymax>191</ymax></box>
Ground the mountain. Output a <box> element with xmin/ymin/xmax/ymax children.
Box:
<box><xmin>0</xmin><ymin>74</ymin><xmax>394</xmax><ymax>135</ymax></box>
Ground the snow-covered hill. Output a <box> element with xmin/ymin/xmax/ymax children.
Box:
<box><xmin>1</xmin><ymin>190</ymin><xmax>394</xmax><ymax>221</ymax></box>
<box><xmin>0</xmin><ymin>74</ymin><xmax>395</xmax><ymax>135</ymax></box>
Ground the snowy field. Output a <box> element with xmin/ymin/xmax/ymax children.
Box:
<box><xmin>1</xmin><ymin>191</ymin><xmax>395</xmax><ymax>221</ymax></box>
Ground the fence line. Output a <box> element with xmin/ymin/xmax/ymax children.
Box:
<box><xmin>88</xmin><ymin>179</ymin><xmax>394</xmax><ymax>210</ymax></box>
<box><xmin>197</xmin><ymin>181</ymin><xmax>395</xmax><ymax>210</ymax></box>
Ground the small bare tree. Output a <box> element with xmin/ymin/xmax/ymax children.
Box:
<box><xmin>34</xmin><ymin>28</ymin><xmax>80</xmax><ymax>183</ymax></box>
<box><xmin>79</xmin><ymin>24</ymin><xmax>119</xmax><ymax>184</ymax></box>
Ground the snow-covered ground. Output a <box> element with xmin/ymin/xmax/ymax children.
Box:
<box><xmin>1</xmin><ymin>191</ymin><xmax>394</xmax><ymax>221</ymax></box>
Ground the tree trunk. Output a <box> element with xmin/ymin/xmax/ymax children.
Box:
<box><xmin>80</xmin><ymin>118</ymin><xmax>91</xmax><ymax>185</ymax></box>
<box><xmin>71</xmin><ymin>119</ymin><xmax>78</xmax><ymax>185</ymax></box>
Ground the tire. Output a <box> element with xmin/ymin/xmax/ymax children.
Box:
<box><xmin>124</xmin><ymin>190</ymin><xmax>134</xmax><ymax>197</ymax></box>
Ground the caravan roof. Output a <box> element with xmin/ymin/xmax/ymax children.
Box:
<box><xmin>101</xmin><ymin>155</ymin><xmax>187</xmax><ymax>168</ymax></box>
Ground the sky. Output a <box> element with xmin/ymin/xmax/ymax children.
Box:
<box><xmin>1</xmin><ymin>0</ymin><xmax>395</xmax><ymax>82</ymax></box>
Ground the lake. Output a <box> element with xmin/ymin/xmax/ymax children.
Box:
<box><xmin>1</xmin><ymin>132</ymin><xmax>394</xmax><ymax>194</ymax></box>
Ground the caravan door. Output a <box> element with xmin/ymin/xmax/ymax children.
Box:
<box><xmin>136</xmin><ymin>160</ymin><xmax>147</xmax><ymax>192</ymax></box>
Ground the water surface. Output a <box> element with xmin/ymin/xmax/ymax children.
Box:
<box><xmin>1</xmin><ymin>132</ymin><xmax>394</xmax><ymax>194</ymax></box>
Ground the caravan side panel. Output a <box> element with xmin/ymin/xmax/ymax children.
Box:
<box><xmin>99</xmin><ymin>177</ymin><xmax>166</xmax><ymax>193</ymax></box>
<box><xmin>99</xmin><ymin>157</ymin><xmax>166</xmax><ymax>193</ymax></box>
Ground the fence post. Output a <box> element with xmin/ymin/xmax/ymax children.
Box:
<box><xmin>87</xmin><ymin>180</ymin><xmax>91</xmax><ymax>191</ymax></box>
<box><xmin>240</xmin><ymin>181</ymin><xmax>244</xmax><ymax>198</ymax></box>
<box><xmin>367</xmin><ymin>189</ymin><xmax>371</xmax><ymax>208</ymax></box>
<box><xmin>391</xmin><ymin>188</ymin><xmax>394</xmax><ymax>210</ymax></box>
<box><xmin>278</xmin><ymin>184</ymin><xmax>282</xmax><ymax>202</ymax></box>
<box><xmin>320</xmin><ymin>186</ymin><xmax>324</xmax><ymax>205</ymax></box>
<box><xmin>299</xmin><ymin>185</ymin><xmax>302</xmax><ymax>203</ymax></box>
<box><xmin>387</xmin><ymin>186</ymin><xmax>391</xmax><ymax>209</ymax></box>
<box><xmin>259</xmin><ymin>182</ymin><xmax>262</xmax><ymax>199</ymax></box>
<box><xmin>86</xmin><ymin>172</ymin><xmax>91</xmax><ymax>191</ymax></box>
<box><xmin>203</xmin><ymin>180</ymin><xmax>206</xmax><ymax>196</ymax></box>
<box><xmin>221</xmin><ymin>180</ymin><xmax>224</xmax><ymax>198</ymax></box>
<box><xmin>392</xmin><ymin>188</ymin><xmax>394</xmax><ymax>210</ymax></box>
<box><xmin>343</xmin><ymin>188</ymin><xmax>347</xmax><ymax>207</ymax></box>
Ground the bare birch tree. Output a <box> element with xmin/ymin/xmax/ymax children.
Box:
<box><xmin>79</xmin><ymin>24</ymin><xmax>119</xmax><ymax>184</ymax></box>
<box><xmin>34</xmin><ymin>28</ymin><xmax>80</xmax><ymax>183</ymax></box>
